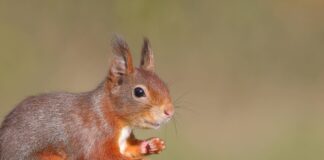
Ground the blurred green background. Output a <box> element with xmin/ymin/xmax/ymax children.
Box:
<box><xmin>1</xmin><ymin>0</ymin><xmax>324</xmax><ymax>160</ymax></box>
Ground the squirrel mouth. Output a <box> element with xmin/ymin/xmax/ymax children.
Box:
<box><xmin>144</xmin><ymin>120</ymin><xmax>161</xmax><ymax>128</ymax></box>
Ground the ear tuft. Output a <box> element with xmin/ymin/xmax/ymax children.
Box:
<box><xmin>140</xmin><ymin>37</ymin><xmax>155</xmax><ymax>72</ymax></box>
<box><xmin>108</xmin><ymin>35</ymin><xmax>134</xmax><ymax>84</ymax></box>
<box><xmin>112</xmin><ymin>35</ymin><xmax>130</xmax><ymax>57</ymax></box>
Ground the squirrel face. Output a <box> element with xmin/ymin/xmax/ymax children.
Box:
<box><xmin>107</xmin><ymin>36</ymin><xmax>174</xmax><ymax>129</ymax></box>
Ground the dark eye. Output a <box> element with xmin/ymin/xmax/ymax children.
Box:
<box><xmin>134</xmin><ymin>87</ymin><xmax>146</xmax><ymax>98</ymax></box>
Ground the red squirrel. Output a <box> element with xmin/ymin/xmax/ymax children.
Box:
<box><xmin>0</xmin><ymin>36</ymin><xmax>174</xmax><ymax>160</ymax></box>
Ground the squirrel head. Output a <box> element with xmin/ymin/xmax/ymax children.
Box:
<box><xmin>106</xmin><ymin>36</ymin><xmax>174</xmax><ymax>129</ymax></box>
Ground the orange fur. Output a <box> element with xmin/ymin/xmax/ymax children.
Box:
<box><xmin>0</xmin><ymin>36</ymin><xmax>173</xmax><ymax>160</ymax></box>
<box><xmin>36</xmin><ymin>146</ymin><xmax>67</xmax><ymax>160</ymax></box>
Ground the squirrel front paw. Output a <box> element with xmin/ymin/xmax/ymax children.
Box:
<box><xmin>141</xmin><ymin>137</ymin><xmax>166</xmax><ymax>155</ymax></box>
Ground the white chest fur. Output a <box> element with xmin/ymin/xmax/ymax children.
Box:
<box><xmin>118</xmin><ymin>126</ymin><xmax>131</xmax><ymax>154</ymax></box>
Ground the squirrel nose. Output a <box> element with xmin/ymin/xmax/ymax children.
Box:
<box><xmin>163</xmin><ymin>106</ymin><xmax>174</xmax><ymax>118</ymax></box>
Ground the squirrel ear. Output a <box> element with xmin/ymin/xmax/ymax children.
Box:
<box><xmin>140</xmin><ymin>38</ymin><xmax>155</xmax><ymax>72</ymax></box>
<box><xmin>108</xmin><ymin>35</ymin><xmax>134</xmax><ymax>83</ymax></box>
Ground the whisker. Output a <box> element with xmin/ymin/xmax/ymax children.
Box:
<box><xmin>175</xmin><ymin>105</ymin><xmax>197</xmax><ymax>114</ymax></box>
<box><xmin>174</xmin><ymin>91</ymin><xmax>191</xmax><ymax>104</ymax></box>
<box><xmin>164</xmin><ymin>121</ymin><xmax>168</xmax><ymax>149</ymax></box>
<box><xmin>172</xmin><ymin>116</ymin><xmax>178</xmax><ymax>137</ymax></box>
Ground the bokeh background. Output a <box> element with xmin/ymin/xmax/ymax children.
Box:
<box><xmin>1</xmin><ymin>1</ymin><xmax>324</xmax><ymax>159</ymax></box>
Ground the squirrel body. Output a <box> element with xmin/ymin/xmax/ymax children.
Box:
<box><xmin>0</xmin><ymin>36</ymin><xmax>174</xmax><ymax>160</ymax></box>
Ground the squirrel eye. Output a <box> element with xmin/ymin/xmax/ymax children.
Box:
<box><xmin>134</xmin><ymin>87</ymin><xmax>146</xmax><ymax>98</ymax></box>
